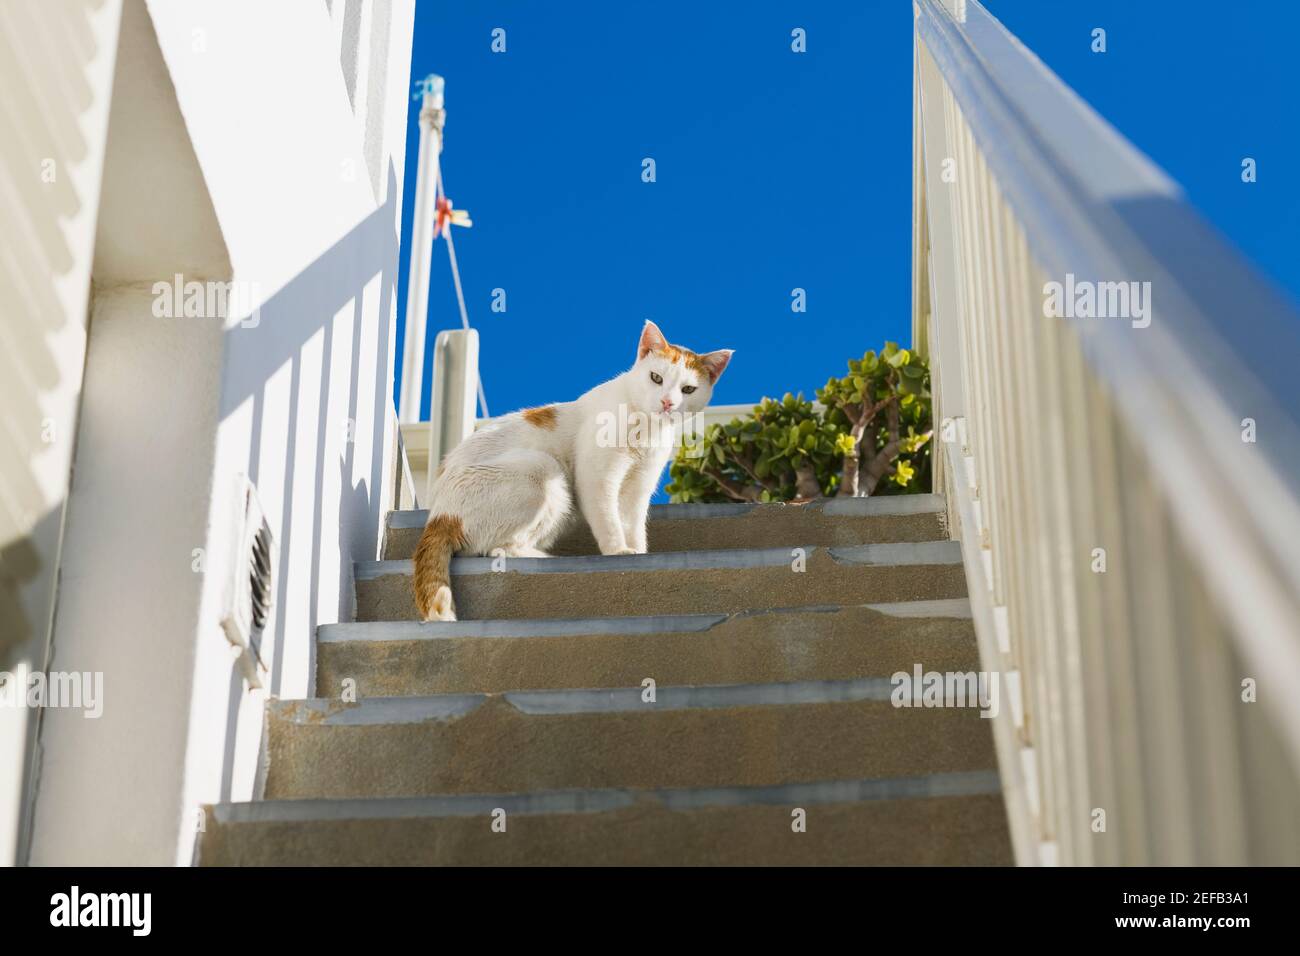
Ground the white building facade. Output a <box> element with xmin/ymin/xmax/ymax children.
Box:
<box><xmin>0</xmin><ymin>0</ymin><xmax>416</xmax><ymax>865</ymax></box>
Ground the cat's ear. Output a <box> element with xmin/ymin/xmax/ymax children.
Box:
<box><xmin>638</xmin><ymin>320</ymin><xmax>668</xmax><ymax>360</ymax></box>
<box><xmin>698</xmin><ymin>349</ymin><xmax>734</xmax><ymax>384</ymax></box>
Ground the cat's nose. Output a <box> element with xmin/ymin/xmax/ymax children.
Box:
<box><xmin>660</xmin><ymin>397</ymin><xmax>674</xmax><ymax>412</ymax></box>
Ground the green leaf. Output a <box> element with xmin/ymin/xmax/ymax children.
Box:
<box><xmin>661</xmin><ymin>340</ymin><xmax>930</xmax><ymax>504</ymax></box>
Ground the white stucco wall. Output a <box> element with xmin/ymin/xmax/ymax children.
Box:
<box><xmin>28</xmin><ymin>0</ymin><xmax>414</xmax><ymax>865</ymax></box>
<box><xmin>0</xmin><ymin>0</ymin><xmax>124</xmax><ymax>867</ymax></box>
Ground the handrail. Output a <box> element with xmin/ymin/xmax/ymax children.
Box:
<box><xmin>914</xmin><ymin>0</ymin><xmax>1300</xmax><ymax>864</ymax></box>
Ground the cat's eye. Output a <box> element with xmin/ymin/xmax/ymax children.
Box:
<box><xmin>681</xmin><ymin>385</ymin><xmax>697</xmax><ymax>394</ymax></box>
<box><xmin>650</xmin><ymin>371</ymin><xmax>663</xmax><ymax>384</ymax></box>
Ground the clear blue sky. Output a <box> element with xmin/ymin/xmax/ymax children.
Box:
<box><xmin>396</xmin><ymin>0</ymin><xmax>1300</xmax><ymax>421</ymax></box>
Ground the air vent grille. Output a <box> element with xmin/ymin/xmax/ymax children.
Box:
<box><xmin>249</xmin><ymin>526</ymin><xmax>272</xmax><ymax>633</ymax></box>
<box><xmin>220</xmin><ymin>476</ymin><xmax>275</xmax><ymax>688</ymax></box>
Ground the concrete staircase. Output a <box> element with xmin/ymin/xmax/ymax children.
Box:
<box><xmin>199</xmin><ymin>494</ymin><xmax>1012</xmax><ymax>865</ymax></box>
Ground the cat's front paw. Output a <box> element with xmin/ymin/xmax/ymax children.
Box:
<box><xmin>610</xmin><ymin>546</ymin><xmax>638</xmax><ymax>555</ymax></box>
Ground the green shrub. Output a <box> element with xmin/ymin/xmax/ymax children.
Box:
<box><xmin>666</xmin><ymin>343</ymin><xmax>933</xmax><ymax>503</ymax></box>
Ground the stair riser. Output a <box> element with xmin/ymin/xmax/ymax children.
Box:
<box><xmin>354</xmin><ymin>555</ymin><xmax>967</xmax><ymax>622</ymax></box>
<box><xmin>203</xmin><ymin>492</ymin><xmax>1013</xmax><ymax>865</ymax></box>
<box><xmin>316</xmin><ymin>607</ymin><xmax>978</xmax><ymax>697</ymax></box>
<box><xmin>200</xmin><ymin>794</ymin><xmax>1011</xmax><ymax>866</ymax></box>
<box><xmin>383</xmin><ymin>508</ymin><xmax>947</xmax><ymax>560</ymax></box>
<box><xmin>264</xmin><ymin>698</ymin><xmax>998</xmax><ymax>799</ymax></box>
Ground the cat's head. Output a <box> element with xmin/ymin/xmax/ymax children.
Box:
<box><xmin>630</xmin><ymin>321</ymin><xmax>733</xmax><ymax>417</ymax></box>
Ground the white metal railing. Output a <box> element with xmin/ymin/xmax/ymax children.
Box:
<box><xmin>401</xmin><ymin>402</ymin><xmax>764</xmax><ymax>504</ymax></box>
<box><xmin>914</xmin><ymin>0</ymin><xmax>1300</xmax><ymax>865</ymax></box>
<box><xmin>423</xmin><ymin>328</ymin><xmax>479</xmax><ymax>504</ymax></box>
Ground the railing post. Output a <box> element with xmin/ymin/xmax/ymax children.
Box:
<box><xmin>425</xmin><ymin>328</ymin><xmax>479</xmax><ymax>504</ymax></box>
<box><xmin>399</xmin><ymin>74</ymin><xmax>445</xmax><ymax>423</ymax></box>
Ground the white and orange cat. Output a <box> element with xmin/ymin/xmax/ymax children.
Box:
<box><xmin>413</xmin><ymin>321</ymin><xmax>732</xmax><ymax>621</ymax></box>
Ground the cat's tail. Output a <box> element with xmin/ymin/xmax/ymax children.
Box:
<box><xmin>413</xmin><ymin>514</ymin><xmax>467</xmax><ymax>621</ymax></box>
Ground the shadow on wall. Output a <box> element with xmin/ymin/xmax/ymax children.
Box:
<box><xmin>0</xmin><ymin>0</ymin><xmax>112</xmax><ymax>869</ymax></box>
<box><xmin>0</xmin><ymin>534</ymin><xmax>41</xmax><ymax>669</ymax></box>
<box><xmin>0</xmin><ymin>0</ymin><xmax>108</xmax><ymax>668</ymax></box>
<box><xmin>218</xmin><ymin>160</ymin><xmax>399</xmax><ymax>720</ymax></box>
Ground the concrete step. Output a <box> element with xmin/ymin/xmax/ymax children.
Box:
<box><xmin>382</xmin><ymin>494</ymin><xmax>948</xmax><ymax>560</ymax></box>
<box><xmin>316</xmin><ymin>599</ymin><xmax>976</xmax><ymax>697</ymax></box>
<box><xmin>200</xmin><ymin>771</ymin><xmax>1012</xmax><ymax>865</ymax></box>
<box><xmin>352</xmin><ymin>541</ymin><xmax>966</xmax><ymax>622</ymax></box>
<box><xmin>262</xmin><ymin>679</ymin><xmax>998</xmax><ymax>800</ymax></box>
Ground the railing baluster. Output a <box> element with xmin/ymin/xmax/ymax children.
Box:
<box><xmin>914</xmin><ymin>0</ymin><xmax>1300</xmax><ymax>865</ymax></box>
